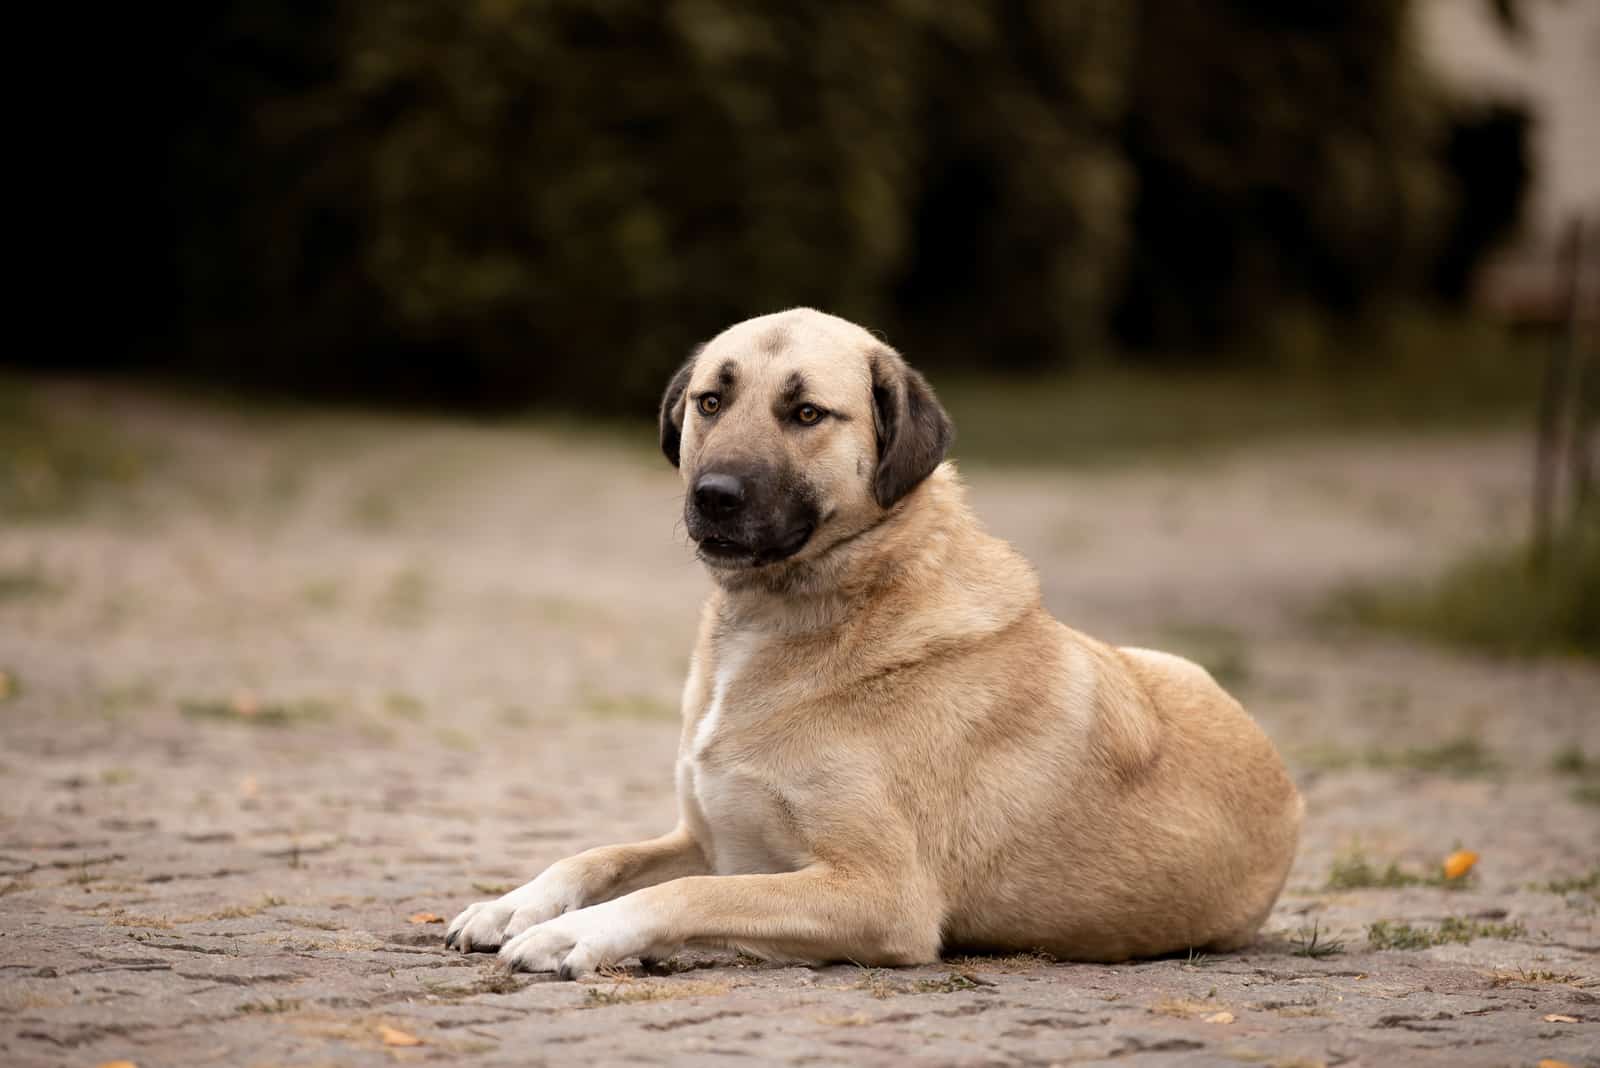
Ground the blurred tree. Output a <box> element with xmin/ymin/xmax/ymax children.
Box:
<box><xmin>1114</xmin><ymin>0</ymin><xmax>1450</xmax><ymax>356</ymax></box>
<box><xmin>167</xmin><ymin>1</ymin><xmax>1128</xmax><ymax>409</ymax></box>
<box><xmin>25</xmin><ymin>0</ymin><xmax>1526</xmax><ymax>409</ymax></box>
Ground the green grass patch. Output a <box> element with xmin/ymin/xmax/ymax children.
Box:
<box><xmin>1325</xmin><ymin>850</ymin><xmax>1474</xmax><ymax>892</ymax></box>
<box><xmin>579</xmin><ymin>690</ymin><xmax>677</xmax><ymax>720</ymax></box>
<box><xmin>1296</xmin><ymin>736</ymin><xmax>1501</xmax><ymax>778</ymax></box>
<box><xmin>1325</xmin><ymin>527</ymin><xmax>1600</xmax><ymax>659</ymax></box>
<box><xmin>384</xmin><ymin>693</ymin><xmax>426</xmax><ymax>720</ymax></box>
<box><xmin>1366</xmin><ymin>736</ymin><xmax>1501</xmax><ymax>777</ymax></box>
<box><xmin>1533</xmin><ymin>867</ymin><xmax>1600</xmax><ymax>899</ymax></box>
<box><xmin>0</xmin><ymin>562</ymin><xmax>62</xmax><ymax>601</ymax></box>
<box><xmin>1153</xmin><ymin>623</ymin><xmax>1252</xmax><ymax>689</ymax></box>
<box><xmin>1571</xmin><ymin>783</ymin><xmax>1600</xmax><ymax>807</ymax></box>
<box><xmin>939</xmin><ymin>316</ymin><xmax>1538</xmax><ymax>468</ymax></box>
<box><xmin>1366</xmin><ymin>916</ymin><xmax>1525</xmax><ymax>950</ymax></box>
<box><xmin>0</xmin><ymin>377</ymin><xmax>156</xmax><ymax>519</ymax></box>
<box><xmin>179</xmin><ymin>695</ymin><xmax>337</xmax><ymax>727</ymax></box>
<box><xmin>1551</xmin><ymin>743</ymin><xmax>1595</xmax><ymax>776</ymax></box>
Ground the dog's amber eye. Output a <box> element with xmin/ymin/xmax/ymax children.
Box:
<box><xmin>697</xmin><ymin>394</ymin><xmax>721</xmax><ymax>417</ymax></box>
<box><xmin>795</xmin><ymin>404</ymin><xmax>822</xmax><ymax>425</ymax></box>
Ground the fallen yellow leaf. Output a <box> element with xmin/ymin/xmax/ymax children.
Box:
<box><xmin>96</xmin><ymin>1061</ymin><xmax>138</xmax><ymax>1068</ymax></box>
<box><xmin>1541</xmin><ymin>1014</ymin><xmax>1579</xmax><ymax>1024</ymax></box>
<box><xmin>379</xmin><ymin>1025</ymin><xmax>423</xmax><ymax>1047</ymax></box>
<box><xmin>1203</xmin><ymin>1011</ymin><xmax>1234</xmax><ymax>1024</ymax></box>
<box><xmin>1538</xmin><ymin>1059</ymin><xmax>1576</xmax><ymax>1068</ymax></box>
<box><xmin>1442</xmin><ymin>849</ymin><xmax>1478</xmax><ymax>880</ymax></box>
<box><xmin>408</xmin><ymin>911</ymin><xmax>444</xmax><ymax>924</ymax></box>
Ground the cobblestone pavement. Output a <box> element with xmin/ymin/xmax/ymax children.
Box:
<box><xmin>1</xmin><ymin>384</ymin><xmax>1595</xmax><ymax>1066</ymax></box>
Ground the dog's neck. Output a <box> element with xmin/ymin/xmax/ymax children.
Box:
<box><xmin>710</xmin><ymin>464</ymin><xmax>1040</xmax><ymax>641</ymax></box>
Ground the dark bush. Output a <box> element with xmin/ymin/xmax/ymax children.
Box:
<box><xmin>33</xmin><ymin>1</ymin><xmax>1521</xmax><ymax>411</ymax></box>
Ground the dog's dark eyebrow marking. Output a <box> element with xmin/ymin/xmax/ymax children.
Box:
<box><xmin>712</xmin><ymin>360</ymin><xmax>738</xmax><ymax>396</ymax></box>
<box><xmin>776</xmin><ymin>371</ymin><xmax>808</xmax><ymax>409</ymax></box>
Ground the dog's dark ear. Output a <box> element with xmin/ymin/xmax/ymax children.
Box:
<box><xmin>658</xmin><ymin>350</ymin><xmax>699</xmax><ymax>467</ymax></box>
<box><xmin>870</xmin><ymin>348</ymin><xmax>953</xmax><ymax>508</ymax></box>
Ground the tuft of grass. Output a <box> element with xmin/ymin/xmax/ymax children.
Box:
<box><xmin>180</xmin><ymin>695</ymin><xmax>336</xmax><ymax>728</ymax></box>
<box><xmin>0</xmin><ymin>562</ymin><xmax>61</xmax><ymax>601</ymax></box>
<box><xmin>1325</xmin><ymin>849</ymin><xmax>1475</xmax><ymax>891</ymax></box>
<box><xmin>579</xmin><ymin>690</ymin><xmax>677</xmax><ymax>721</ymax></box>
<box><xmin>378</xmin><ymin>567</ymin><xmax>432</xmax><ymax>624</ymax></box>
<box><xmin>909</xmin><ymin>971</ymin><xmax>985</xmax><ymax>994</ymax></box>
<box><xmin>300</xmin><ymin>580</ymin><xmax>342</xmax><ymax>610</ymax></box>
<box><xmin>1571</xmin><ymin>783</ymin><xmax>1600</xmax><ymax>806</ymax></box>
<box><xmin>583</xmin><ymin>978</ymin><xmax>730</xmax><ymax>1006</ymax></box>
<box><xmin>849</xmin><ymin>968</ymin><xmax>901</xmax><ymax>1000</ymax></box>
<box><xmin>1550</xmin><ymin>743</ymin><xmax>1594</xmax><ymax>776</ymax></box>
<box><xmin>1487</xmin><ymin>967</ymin><xmax>1585</xmax><ymax>987</ymax></box>
<box><xmin>1289</xmin><ymin>921</ymin><xmax>1346</xmax><ymax>959</ymax></box>
<box><xmin>1155</xmin><ymin>623</ymin><xmax>1252</xmax><ymax>689</ymax></box>
<box><xmin>384</xmin><ymin>693</ymin><xmax>426</xmax><ymax>720</ymax></box>
<box><xmin>1534</xmin><ymin>867</ymin><xmax>1600</xmax><ymax>898</ymax></box>
<box><xmin>1365</xmin><ymin>737</ymin><xmax>1501</xmax><ymax>778</ymax></box>
<box><xmin>0</xmin><ymin>377</ymin><xmax>157</xmax><ymax>519</ymax></box>
<box><xmin>1325</xmin><ymin>526</ymin><xmax>1599</xmax><ymax>659</ymax></box>
<box><xmin>940</xmin><ymin>317</ymin><xmax>1539</xmax><ymax>470</ymax></box>
<box><xmin>238</xmin><ymin>997</ymin><xmax>302</xmax><ymax>1015</ymax></box>
<box><xmin>1367</xmin><ymin>916</ymin><xmax>1525</xmax><ymax>950</ymax></box>
<box><xmin>1150</xmin><ymin>997</ymin><xmax>1220</xmax><ymax>1019</ymax></box>
<box><xmin>944</xmin><ymin>950</ymin><xmax>1056</xmax><ymax>974</ymax></box>
<box><xmin>433</xmin><ymin>726</ymin><xmax>477</xmax><ymax>751</ymax></box>
<box><xmin>421</xmin><ymin>972</ymin><xmax>527</xmax><ymax>999</ymax></box>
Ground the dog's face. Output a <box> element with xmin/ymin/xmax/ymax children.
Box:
<box><xmin>659</xmin><ymin>309</ymin><xmax>952</xmax><ymax>582</ymax></box>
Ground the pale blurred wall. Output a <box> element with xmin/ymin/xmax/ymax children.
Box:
<box><xmin>1421</xmin><ymin>0</ymin><xmax>1600</xmax><ymax>243</ymax></box>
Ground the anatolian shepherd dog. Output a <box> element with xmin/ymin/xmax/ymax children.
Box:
<box><xmin>447</xmin><ymin>308</ymin><xmax>1303</xmax><ymax>977</ymax></box>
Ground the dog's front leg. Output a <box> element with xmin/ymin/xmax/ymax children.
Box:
<box><xmin>446</xmin><ymin>826</ymin><xmax>708</xmax><ymax>952</ymax></box>
<box><xmin>498</xmin><ymin>865</ymin><xmax>943</xmax><ymax>978</ymax></box>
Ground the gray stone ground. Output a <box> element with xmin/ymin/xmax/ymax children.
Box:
<box><xmin>1</xmin><ymin>382</ymin><xmax>1595</xmax><ymax>1067</ymax></box>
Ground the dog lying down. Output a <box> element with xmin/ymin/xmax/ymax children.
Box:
<box><xmin>446</xmin><ymin>308</ymin><xmax>1303</xmax><ymax>977</ymax></box>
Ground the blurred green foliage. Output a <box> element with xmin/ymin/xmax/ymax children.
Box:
<box><xmin>69</xmin><ymin>1</ymin><xmax>1524</xmax><ymax>411</ymax></box>
<box><xmin>1328</xmin><ymin>517</ymin><xmax>1600</xmax><ymax>659</ymax></box>
<box><xmin>0</xmin><ymin>379</ymin><xmax>154</xmax><ymax>519</ymax></box>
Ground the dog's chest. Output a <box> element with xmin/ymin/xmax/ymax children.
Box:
<box><xmin>677</xmin><ymin>633</ymin><xmax>808</xmax><ymax>876</ymax></box>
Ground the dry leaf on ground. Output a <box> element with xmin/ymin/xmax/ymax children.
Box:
<box><xmin>379</xmin><ymin>1025</ymin><xmax>423</xmax><ymax>1046</ymax></box>
<box><xmin>1540</xmin><ymin>1013</ymin><xmax>1579</xmax><ymax>1024</ymax></box>
<box><xmin>96</xmin><ymin>1061</ymin><xmax>138</xmax><ymax>1068</ymax></box>
<box><xmin>407</xmin><ymin>911</ymin><xmax>444</xmax><ymax>924</ymax></box>
<box><xmin>1203</xmin><ymin>1011</ymin><xmax>1235</xmax><ymax>1024</ymax></box>
<box><xmin>1442</xmin><ymin>849</ymin><xmax>1479</xmax><ymax>880</ymax></box>
<box><xmin>1537</xmin><ymin>1060</ymin><xmax>1576</xmax><ymax>1068</ymax></box>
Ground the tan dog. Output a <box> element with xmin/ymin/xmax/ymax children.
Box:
<box><xmin>446</xmin><ymin>308</ymin><xmax>1302</xmax><ymax>976</ymax></box>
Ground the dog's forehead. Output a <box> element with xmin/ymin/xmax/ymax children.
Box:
<box><xmin>695</xmin><ymin>310</ymin><xmax>875</xmax><ymax>397</ymax></box>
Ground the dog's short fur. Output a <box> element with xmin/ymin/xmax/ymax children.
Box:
<box><xmin>447</xmin><ymin>309</ymin><xmax>1302</xmax><ymax>976</ymax></box>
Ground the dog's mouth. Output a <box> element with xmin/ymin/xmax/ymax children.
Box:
<box><xmin>696</xmin><ymin>523</ymin><xmax>816</xmax><ymax>569</ymax></box>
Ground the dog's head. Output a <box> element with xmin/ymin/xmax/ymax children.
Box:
<box><xmin>659</xmin><ymin>309</ymin><xmax>952</xmax><ymax>582</ymax></box>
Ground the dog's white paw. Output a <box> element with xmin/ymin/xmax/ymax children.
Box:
<box><xmin>444</xmin><ymin>867</ymin><xmax>583</xmax><ymax>953</ymax></box>
<box><xmin>497</xmin><ymin>897</ymin><xmax>661</xmax><ymax>978</ymax></box>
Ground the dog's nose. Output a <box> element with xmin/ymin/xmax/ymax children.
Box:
<box><xmin>693</xmin><ymin>472</ymin><xmax>746</xmax><ymax>518</ymax></box>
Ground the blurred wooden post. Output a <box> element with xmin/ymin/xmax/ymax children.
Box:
<box><xmin>1566</xmin><ymin>217</ymin><xmax>1596</xmax><ymax>524</ymax></box>
<box><xmin>1531</xmin><ymin>217</ymin><xmax>1582</xmax><ymax>567</ymax></box>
